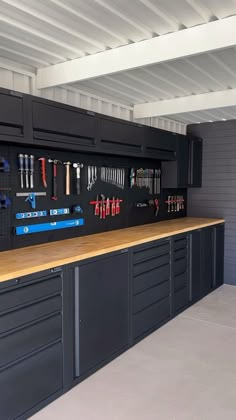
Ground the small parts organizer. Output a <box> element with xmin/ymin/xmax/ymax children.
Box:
<box><xmin>90</xmin><ymin>196</ymin><xmax>123</xmax><ymax>219</ymax></box>
<box><xmin>165</xmin><ymin>195</ymin><xmax>185</xmax><ymax>213</ymax></box>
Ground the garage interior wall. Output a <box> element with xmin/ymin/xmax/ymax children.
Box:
<box><xmin>187</xmin><ymin>121</ymin><xmax>236</xmax><ymax>285</ymax></box>
<box><xmin>0</xmin><ymin>65</ymin><xmax>186</xmax><ymax>135</ymax></box>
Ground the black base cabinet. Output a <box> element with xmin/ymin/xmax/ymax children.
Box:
<box><xmin>74</xmin><ymin>251</ymin><xmax>129</xmax><ymax>377</ymax></box>
<box><xmin>131</xmin><ymin>239</ymin><xmax>171</xmax><ymax>342</ymax></box>
<box><xmin>0</xmin><ymin>224</ymin><xmax>224</xmax><ymax>419</ymax></box>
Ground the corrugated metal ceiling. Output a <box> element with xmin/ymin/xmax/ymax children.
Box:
<box><xmin>1</xmin><ymin>0</ymin><xmax>236</xmax><ymax>124</ymax></box>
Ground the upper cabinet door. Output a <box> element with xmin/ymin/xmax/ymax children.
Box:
<box><xmin>161</xmin><ymin>135</ymin><xmax>189</xmax><ymax>188</ymax></box>
<box><xmin>99</xmin><ymin>116</ymin><xmax>144</xmax><ymax>156</ymax></box>
<box><xmin>0</xmin><ymin>89</ymin><xmax>30</xmax><ymax>143</ymax></box>
<box><xmin>177</xmin><ymin>135</ymin><xmax>189</xmax><ymax>187</ymax></box>
<box><xmin>188</xmin><ymin>137</ymin><xmax>202</xmax><ymax>187</ymax></box>
<box><xmin>31</xmin><ymin>97</ymin><xmax>97</xmax><ymax>151</ymax></box>
<box><xmin>145</xmin><ymin>127</ymin><xmax>176</xmax><ymax>154</ymax></box>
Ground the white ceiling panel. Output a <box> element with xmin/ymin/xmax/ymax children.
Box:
<box><xmin>1</xmin><ymin>0</ymin><xmax>236</xmax><ymax>123</ymax></box>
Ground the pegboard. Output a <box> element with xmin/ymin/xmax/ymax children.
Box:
<box><xmin>0</xmin><ymin>142</ymin><xmax>187</xmax><ymax>251</ymax></box>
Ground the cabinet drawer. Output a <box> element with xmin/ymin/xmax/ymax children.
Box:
<box><xmin>0</xmin><ymin>314</ymin><xmax>62</xmax><ymax>368</ymax></box>
<box><xmin>174</xmin><ymin>287</ymin><xmax>189</xmax><ymax>313</ymax></box>
<box><xmin>0</xmin><ymin>274</ymin><xmax>62</xmax><ymax>314</ymax></box>
<box><xmin>0</xmin><ymin>295</ymin><xmax>62</xmax><ymax>334</ymax></box>
<box><xmin>0</xmin><ymin>342</ymin><xmax>63</xmax><ymax>420</ymax></box>
<box><xmin>133</xmin><ymin>253</ymin><xmax>170</xmax><ymax>276</ymax></box>
<box><xmin>174</xmin><ymin>247</ymin><xmax>187</xmax><ymax>260</ymax></box>
<box><xmin>174</xmin><ymin>272</ymin><xmax>188</xmax><ymax>292</ymax></box>
<box><xmin>133</xmin><ymin>296</ymin><xmax>170</xmax><ymax>339</ymax></box>
<box><xmin>173</xmin><ymin>237</ymin><xmax>187</xmax><ymax>250</ymax></box>
<box><xmin>133</xmin><ymin>263</ymin><xmax>170</xmax><ymax>294</ymax></box>
<box><xmin>133</xmin><ymin>280</ymin><xmax>170</xmax><ymax>314</ymax></box>
<box><xmin>133</xmin><ymin>241</ymin><xmax>169</xmax><ymax>263</ymax></box>
<box><xmin>173</xmin><ymin>257</ymin><xmax>187</xmax><ymax>276</ymax></box>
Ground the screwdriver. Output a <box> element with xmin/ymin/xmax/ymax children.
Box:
<box><xmin>29</xmin><ymin>155</ymin><xmax>34</xmax><ymax>189</ymax></box>
<box><xmin>24</xmin><ymin>154</ymin><xmax>29</xmax><ymax>189</ymax></box>
<box><xmin>18</xmin><ymin>154</ymin><xmax>24</xmax><ymax>189</ymax></box>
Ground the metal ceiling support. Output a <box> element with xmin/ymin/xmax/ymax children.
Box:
<box><xmin>37</xmin><ymin>15</ymin><xmax>236</xmax><ymax>89</ymax></box>
<box><xmin>133</xmin><ymin>88</ymin><xmax>236</xmax><ymax>119</ymax></box>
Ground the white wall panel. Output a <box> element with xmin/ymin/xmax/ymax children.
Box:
<box><xmin>0</xmin><ymin>65</ymin><xmax>186</xmax><ymax>134</ymax></box>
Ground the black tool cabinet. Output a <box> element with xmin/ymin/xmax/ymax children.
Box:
<box><xmin>0</xmin><ymin>269</ymin><xmax>66</xmax><ymax>420</ymax></box>
<box><xmin>0</xmin><ymin>223</ymin><xmax>224</xmax><ymax>420</ymax></box>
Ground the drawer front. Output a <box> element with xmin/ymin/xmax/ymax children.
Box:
<box><xmin>0</xmin><ymin>342</ymin><xmax>63</xmax><ymax>420</ymax></box>
<box><xmin>133</xmin><ymin>253</ymin><xmax>170</xmax><ymax>276</ymax></box>
<box><xmin>174</xmin><ymin>272</ymin><xmax>188</xmax><ymax>292</ymax></box>
<box><xmin>133</xmin><ymin>280</ymin><xmax>170</xmax><ymax>314</ymax></box>
<box><xmin>0</xmin><ymin>314</ymin><xmax>62</xmax><ymax>368</ymax></box>
<box><xmin>0</xmin><ymin>275</ymin><xmax>62</xmax><ymax>314</ymax></box>
<box><xmin>173</xmin><ymin>237</ymin><xmax>187</xmax><ymax>250</ymax></box>
<box><xmin>174</xmin><ymin>287</ymin><xmax>189</xmax><ymax>313</ymax></box>
<box><xmin>173</xmin><ymin>257</ymin><xmax>187</xmax><ymax>276</ymax></box>
<box><xmin>133</xmin><ymin>263</ymin><xmax>170</xmax><ymax>294</ymax></box>
<box><xmin>133</xmin><ymin>297</ymin><xmax>170</xmax><ymax>339</ymax></box>
<box><xmin>0</xmin><ymin>295</ymin><xmax>62</xmax><ymax>334</ymax></box>
<box><xmin>133</xmin><ymin>241</ymin><xmax>170</xmax><ymax>263</ymax></box>
<box><xmin>174</xmin><ymin>247</ymin><xmax>187</xmax><ymax>260</ymax></box>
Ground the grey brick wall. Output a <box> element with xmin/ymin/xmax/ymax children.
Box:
<box><xmin>188</xmin><ymin>120</ymin><xmax>236</xmax><ymax>285</ymax></box>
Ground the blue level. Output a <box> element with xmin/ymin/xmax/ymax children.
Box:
<box><xmin>16</xmin><ymin>211</ymin><xmax>47</xmax><ymax>220</ymax></box>
<box><xmin>16</xmin><ymin>219</ymin><xmax>85</xmax><ymax>236</ymax></box>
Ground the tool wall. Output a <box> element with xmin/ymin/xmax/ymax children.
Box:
<box><xmin>0</xmin><ymin>142</ymin><xmax>187</xmax><ymax>251</ymax></box>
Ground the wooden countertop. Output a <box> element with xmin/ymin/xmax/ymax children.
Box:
<box><xmin>0</xmin><ymin>217</ymin><xmax>224</xmax><ymax>283</ymax></box>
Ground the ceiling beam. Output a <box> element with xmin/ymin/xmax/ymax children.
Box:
<box><xmin>37</xmin><ymin>15</ymin><xmax>236</xmax><ymax>89</ymax></box>
<box><xmin>133</xmin><ymin>88</ymin><xmax>236</xmax><ymax>119</ymax></box>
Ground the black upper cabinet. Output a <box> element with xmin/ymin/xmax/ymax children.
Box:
<box><xmin>188</xmin><ymin>137</ymin><xmax>202</xmax><ymax>187</ymax></box>
<box><xmin>99</xmin><ymin>116</ymin><xmax>144</xmax><ymax>157</ymax></box>
<box><xmin>0</xmin><ymin>88</ymin><xmax>31</xmax><ymax>144</ymax></box>
<box><xmin>31</xmin><ymin>97</ymin><xmax>97</xmax><ymax>151</ymax></box>
<box><xmin>144</xmin><ymin>127</ymin><xmax>176</xmax><ymax>160</ymax></box>
<box><xmin>162</xmin><ymin>135</ymin><xmax>189</xmax><ymax>188</ymax></box>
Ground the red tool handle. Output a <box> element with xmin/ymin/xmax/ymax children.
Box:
<box><xmin>106</xmin><ymin>199</ymin><xmax>110</xmax><ymax>216</ymax></box>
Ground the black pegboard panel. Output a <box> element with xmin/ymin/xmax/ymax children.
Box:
<box><xmin>0</xmin><ymin>142</ymin><xmax>187</xmax><ymax>251</ymax></box>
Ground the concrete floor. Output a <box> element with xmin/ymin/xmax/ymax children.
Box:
<box><xmin>32</xmin><ymin>285</ymin><xmax>236</xmax><ymax>420</ymax></box>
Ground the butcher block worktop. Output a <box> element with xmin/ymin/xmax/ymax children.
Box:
<box><xmin>0</xmin><ymin>217</ymin><xmax>224</xmax><ymax>282</ymax></box>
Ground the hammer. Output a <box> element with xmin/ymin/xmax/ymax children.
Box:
<box><xmin>48</xmin><ymin>159</ymin><xmax>62</xmax><ymax>200</ymax></box>
<box><xmin>64</xmin><ymin>161</ymin><xmax>72</xmax><ymax>195</ymax></box>
<box><xmin>73</xmin><ymin>162</ymin><xmax>83</xmax><ymax>195</ymax></box>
